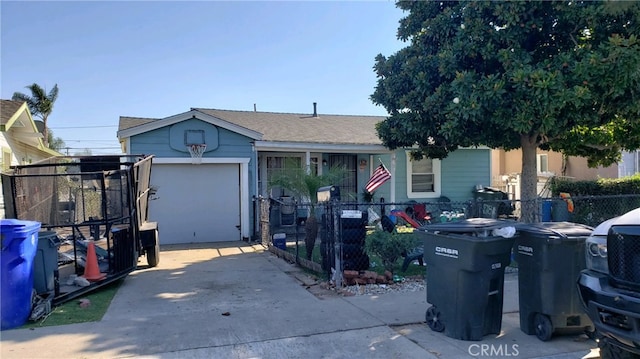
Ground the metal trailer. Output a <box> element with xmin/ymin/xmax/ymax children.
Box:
<box><xmin>1</xmin><ymin>155</ymin><xmax>158</xmax><ymax>306</ymax></box>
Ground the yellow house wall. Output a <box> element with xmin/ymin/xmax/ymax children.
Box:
<box><xmin>492</xmin><ymin>149</ymin><xmax>618</xmax><ymax>180</ymax></box>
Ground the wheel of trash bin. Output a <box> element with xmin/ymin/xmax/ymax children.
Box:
<box><xmin>425</xmin><ymin>306</ymin><xmax>445</xmax><ymax>332</ymax></box>
<box><xmin>534</xmin><ymin>313</ymin><xmax>553</xmax><ymax>341</ymax></box>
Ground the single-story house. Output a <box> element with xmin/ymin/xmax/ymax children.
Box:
<box><xmin>117</xmin><ymin>104</ymin><xmax>491</xmax><ymax>244</ymax></box>
<box><xmin>1</xmin><ymin>99</ymin><xmax>62</xmax><ymax>218</ymax></box>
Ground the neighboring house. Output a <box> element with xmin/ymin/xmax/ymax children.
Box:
<box><xmin>490</xmin><ymin>148</ymin><xmax>619</xmax><ymax>199</ymax></box>
<box><xmin>619</xmin><ymin>150</ymin><xmax>640</xmax><ymax>178</ymax></box>
<box><xmin>117</xmin><ymin>105</ymin><xmax>492</xmax><ymax>244</ymax></box>
<box><xmin>1</xmin><ymin>99</ymin><xmax>62</xmax><ymax>218</ymax></box>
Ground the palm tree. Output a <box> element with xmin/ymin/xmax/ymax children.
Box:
<box><xmin>12</xmin><ymin>83</ymin><xmax>59</xmax><ymax>147</ymax></box>
<box><xmin>268</xmin><ymin>160</ymin><xmax>347</xmax><ymax>260</ymax></box>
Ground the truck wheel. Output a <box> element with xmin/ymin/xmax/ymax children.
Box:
<box><xmin>425</xmin><ymin>306</ymin><xmax>445</xmax><ymax>332</ymax></box>
<box><xmin>133</xmin><ymin>249</ymin><xmax>139</xmax><ymax>269</ymax></box>
<box><xmin>145</xmin><ymin>229</ymin><xmax>160</xmax><ymax>267</ymax></box>
<box><xmin>599</xmin><ymin>340</ymin><xmax>638</xmax><ymax>359</ymax></box>
<box><xmin>534</xmin><ymin>313</ymin><xmax>553</xmax><ymax>341</ymax></box>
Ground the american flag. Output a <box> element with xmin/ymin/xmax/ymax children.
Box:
<box><xmin>365</xmin><ymin>163</ymin><xmax>391</xmax><ymax>193</ymax></box>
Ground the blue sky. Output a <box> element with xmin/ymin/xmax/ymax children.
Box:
<box><xmin>1</xmin><ymin>1</ymin><xmax>406</xmax><ymax>155</ymax></box>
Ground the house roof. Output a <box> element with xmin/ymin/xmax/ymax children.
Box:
<box><xmin>118</xmin><ymin>110</ymin><xmax>263</xmax><ymax>141</ymax></box>
<box><xmin>1</xmin><ymin>99</ymin><xmax>28</xmax><ymax>130</ymax></box>
<box><xmin>118</xmin><ymin>108</ymin><xmax>387</xmax><ymax>146</ymax></box>
<box><xmin>194</xmin><ymin>108</ymin><xmax>386</xmax><ymax>145</ymax></box>
<box><xmin>118</xmin><ymin>116</ymin><xmax>157</xmax><ymax>132</ymax></box>
<box><xmin>0</xmin><ymin>99</ymin><xmax>61</xmax><ymax>156</ymax></box>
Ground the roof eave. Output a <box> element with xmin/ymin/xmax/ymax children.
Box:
<box><xmin>1</xmin><ymin>102</ymin><xmax>31</xmax><ymax>132</ymax></box>
<box><xmin>117</xmin><ymin>110</ymin><xmax>263</xmax><ymax>141</ymax></box>
<box><xmin>255</xmin><ymin>141</ymin><xmax>390</xmax><ymax>154</ymax></box>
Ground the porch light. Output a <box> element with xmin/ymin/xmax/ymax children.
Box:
<box><xmin>359</xmin><ymin>159</ymin><xmax>367</xmax><ymax>172</ymax></box>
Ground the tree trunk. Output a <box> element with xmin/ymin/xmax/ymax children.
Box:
<box><xmin>520</xmin><ymin>135</ymin><xmax>539</xmax><ymax>223</ymax></box>
<box><xmin>42</xmin><ymin>115</ymin><xmax>49</xmax><ymax>148</ymax></box>
<box><xmin>305</xmin><ymin>214</ymin><xmax>318</xmax><ymax>260</ymax></box>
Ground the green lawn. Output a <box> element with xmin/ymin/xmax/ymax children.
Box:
<box><xmin>21</xmin><ymin>279</ymin><xmax>123</xmax><ymax>328</ymax></box>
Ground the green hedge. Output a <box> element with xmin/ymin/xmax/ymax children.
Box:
<box><xmin>548</xmin><ymin>174</ymin><xmax>640</xmax><ymax>226</ymax></box>
<box><xmin>550</xmin><ymin>174</ymin><xmax>640</xmax><ymax>196</ymax></box>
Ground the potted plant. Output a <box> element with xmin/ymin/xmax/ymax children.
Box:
<box><xmin>268</xmin><ymin>160</ymin><xmax>347</xmax><ymax>260</ymax></box>
<box><xmin>361</xmin><ymin>189</ymin><xmax>375</xmax><ymax>203</ymax></box>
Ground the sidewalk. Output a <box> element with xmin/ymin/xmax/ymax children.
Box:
<box><xmin>0</xmin><ymin>242</ymin><xmax>599</xmax><ymax>359</ymax></box>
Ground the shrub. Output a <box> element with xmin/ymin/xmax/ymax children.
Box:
<box><xmin>550</xmin><ymin>174</ymin><xmax>640</xmax><ymax>196</ymax></box>
<box><xmin>365</xmin><ymin>230</ymin><xmax>420</xmax><ymax>273</ymax></box>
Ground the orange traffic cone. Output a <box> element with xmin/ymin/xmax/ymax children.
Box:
<box><xmin>82</xmin><ymin>241</ymin><xmax>106</xmax><ymax>282</ymax></box>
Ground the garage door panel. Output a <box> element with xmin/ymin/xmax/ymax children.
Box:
<box><xmin>149</xmin><ymin>164</ymin><xmax>240</xmax><ymax>244</ymax></box>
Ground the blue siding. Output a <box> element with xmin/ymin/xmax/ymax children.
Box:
<box><xmin>384</xmin><ymin>149</ymin><xmax>490</xmax><ymax>203</ymax></box>
<box><xmin>440</xmin><ymin>149</ymin><xmax>491</xmax><ymax>201</ymax></box>
<box><xmin>130</xmin><ymin>119</ymin><xmax>254</xmax><ymax>159</ymax></box>
<box><xmin>357</xmin><ymin>154</ymin><xmax>393</xmax><ymax>203</ymax></box>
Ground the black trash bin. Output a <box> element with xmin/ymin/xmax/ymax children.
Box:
<box><xmin>418</xmin><ymin>218</ymin><xmax>517</xmax><ymax>341</ymax></box>
<box><xmin>514</xmin><ymin>222</ymin><xmax>594</xmax><ymax>341</ymax></box>
<box><xmin>32</xmin><ymin>231</ymin><xmax>60</xmax><ymax>295</ymax></box>
<box><xmin>473</xmin><ymin>187</ymin><xmax>514</xmax><ymax>218</ymax></box>
<box><xmin>340</xmin><ymin>210</ymin><xmax>369</xmax><ymax>271</ymax></box>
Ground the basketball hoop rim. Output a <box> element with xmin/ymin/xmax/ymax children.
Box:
<box><xmin>187</xmin><ymin>144</ymin><xmax>207</xmax><ymax>164</ymax></box>
<box><xmin>188</xmin><ymin>143</ymin><xmax>207</xmax><ymax>150</ymax></box>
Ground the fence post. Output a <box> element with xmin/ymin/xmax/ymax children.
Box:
<box><xmin>260</xmin><ymin>197</ymin><xmax>270</xmax><ymax>247</ymax></box>
<box><xmin>332</xmin><ymin>199</ymin><xmax>342</xmax><ymax>287</ymax></box>
<box><xmin>294</xmin><ymin>202</ymin><xmax>299</xmax><ymax>265</ymax></box>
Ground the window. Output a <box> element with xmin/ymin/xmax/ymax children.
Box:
<box><xmin>2</xmin><ymin>147</ymin><xmax>12</xmax><ymax>171</ymax></box>
<box><xmin>537</xmin><ymin>154</ymin><xmax>549</xmax><ymax>173</ymax></box>
<box><xmin>259</xmin><ymin>154</ymin><xmax>319</xmax><ymax>198</ymax></box>
<box><xmin>406</xmin><ymin>152</ymin><xmax>441</xmax><ymax>198</ymax></box>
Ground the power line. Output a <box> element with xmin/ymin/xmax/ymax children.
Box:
<box><xmin>50</xmin><ymin>125</ymin><xmax>117</xmax><ymax>129</ymax></box>
<box><xmin>63</xmin><ymin>147</ymin><xmax>122</xmax><ymax>150</ymax></box>
<box><xmin>63</xmin><ymin>140</ymin><xmax>120</xmax><ymax>142</ymax></box>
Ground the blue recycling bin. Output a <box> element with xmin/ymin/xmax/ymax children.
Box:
<box><xmin>541</xmin><ymin>200</ymin><xmax>553</xmax><ymax>222</ymax></box>
<box><xmin>1</xmin><ymin>219</ymin><xmax>41</xmax><ymax>330</ymax></box>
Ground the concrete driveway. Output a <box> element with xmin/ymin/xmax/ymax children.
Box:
<box><xmin>1</xmin><ymin>242</ymin><xmax>599</xmax><ymax>359</ymax></box>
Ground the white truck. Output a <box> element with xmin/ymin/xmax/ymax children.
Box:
<box><xmin>578</xmin><ymin>207</ymin><xmax>640</xmax><ymax>359</ymax></box>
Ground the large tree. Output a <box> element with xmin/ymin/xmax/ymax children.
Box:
<box><xmin>371</xmin><ymin>1</ymin><xmax>640</xmax><ymax>222</ymax></box>
<box><xmin>12</xmin><ymin>83</ymin><xmax>59</xmax><ymax>148</ymax></box>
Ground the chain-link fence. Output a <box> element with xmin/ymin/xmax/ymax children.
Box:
<box><xmin>261</xmin><ymin>194</ymin><xmax>640</xmax><ymax>283</ymax></box>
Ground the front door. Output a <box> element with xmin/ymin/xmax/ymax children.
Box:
<box><xmin>329</xmin><ymin>155</ymin><xmax>357</xmax><ymax>201</ymax></box>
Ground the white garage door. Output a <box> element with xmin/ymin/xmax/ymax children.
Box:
<box><xmin>149</xmin><ymin>163</ymin><xmax>240</xmax><ymax>244</ymax></box>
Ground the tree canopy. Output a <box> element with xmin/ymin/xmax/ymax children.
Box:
<box><xmin>371</xmin><ymin>0</ymin><xmax>640</xmax><ymax>221</ymax></box>
<box><xmin>47</xmin><ymin>128</ymin><xmax>66</xmax><ymax>152</ymax></box>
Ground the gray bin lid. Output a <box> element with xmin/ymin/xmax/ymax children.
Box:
<box><xmin>515</xmin><ymin>222</ymin><xmax>593</xmax><ymax>239</ymax></box>
<box><xmin>418</xmin><ymin>218</ymin><xmax>516</xmax><ymax>233</ymax></box>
